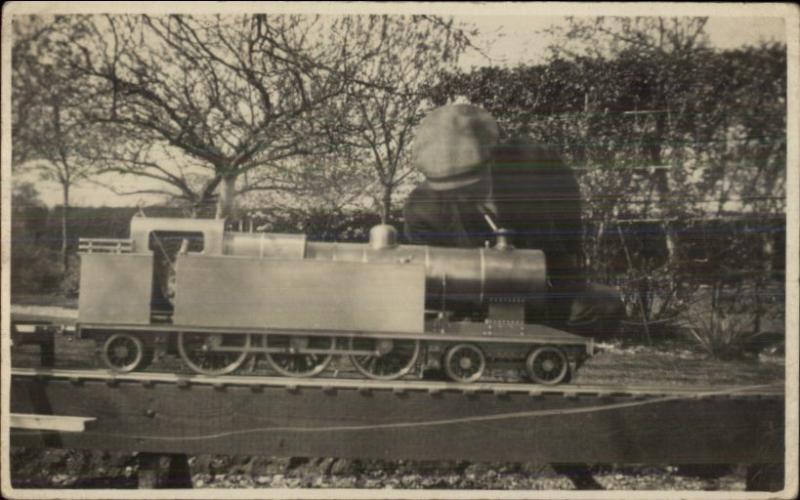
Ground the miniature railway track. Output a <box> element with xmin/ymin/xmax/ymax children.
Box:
<box><xmin>8</xmin><ymin>314</ymin><xmax>786</xmax><ymax>468</ymax></box>
<box><xmin>10</xmin><ymin>367</ymin><xmax>784</xmax><ymax>400</ymax></box>
<box><xmin>10</xmin><ymin>368</ymin><xmax>784</xmax><ymax>465</ymax></box>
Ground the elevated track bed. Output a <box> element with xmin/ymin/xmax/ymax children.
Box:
<box><xmin>10</xmin><ymin>367</ymin><xmax>784</xmax><ymax>464</ymax></box>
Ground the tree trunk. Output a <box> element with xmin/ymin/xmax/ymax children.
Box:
<box><xmin>593</xmin><ymin>219</ymin><xmax>605</xmax><ymax>280</ymax></box>
<box><xmin>380</xmin><ymin>184</ymin><xmax>393</xmax><ymax>224</ymax></box>
<box><xmin>754</xmin><ymin>230</ymin><xmax>776</xmax><ymax>333</ymax></box>
<box><xmin>663</xmin><ymin>221</ymin><xmax>678</xmax><ymax>266</ymax></box>
<box><xmin>762</xmin><ymin>231</ymin><xmax>775</xmax><ymax>279</ymax></box>
<box><xmin>216</xmin><ymin>175</ymin><xmax>237</xmax><ymax>220</ymax></box>
<box><xmin>61</xmin><ymin>182</ymin><xmax>70</xmax><ymax>272</ymax></box>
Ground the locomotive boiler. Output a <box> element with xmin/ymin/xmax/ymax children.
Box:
<box><xmin>77</xmin><ymin>217</ymin><xmax>594</xmax><ymax>384</ymax></box>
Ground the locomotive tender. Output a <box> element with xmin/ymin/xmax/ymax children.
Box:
<box><xmin>77</xmin><ymin>217</ymin><xmax>594</xmax><ymax>384</ymax></box>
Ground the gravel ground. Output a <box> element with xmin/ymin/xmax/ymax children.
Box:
<box><xmin>9</xmin><ymin>449</ymin><xmax>749</xmax><ymax>490</ymax></box>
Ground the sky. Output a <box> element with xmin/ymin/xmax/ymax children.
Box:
<box><xmin>456</xmin><ymin>16</ymin><xmax>785</xmax><ymax>68</ymax></box>
<box><xmin>11</xmin><ymin>13</ymin><xmax>788</xmax><ymax>208</ymax></box>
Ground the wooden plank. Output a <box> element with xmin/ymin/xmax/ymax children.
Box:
<box><xmin>9</xmin><ymin>376</ymin><xmax>784</xmax><ymax>464</ymax></box>
<box><xmin>10</xmin><ymin>413</ymin><xmax>95</xmax><ymax>432</ymax></box>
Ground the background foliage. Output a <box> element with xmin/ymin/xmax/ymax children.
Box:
<box><xmin>11</xmin><ymin>15</ymin><xmax>787</xmax><ymax>356</ymax></box>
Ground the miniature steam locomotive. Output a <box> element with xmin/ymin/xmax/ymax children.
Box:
<box><xmin>77</xmin><ymin>217</ymin><xmax>594</xmax><ymax>384</ymax></box>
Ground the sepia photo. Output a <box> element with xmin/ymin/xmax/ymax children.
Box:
<box><xmin>1</xmin><ymin>2</ymin><xmax>797</xmax><ymax>498</ymax></box>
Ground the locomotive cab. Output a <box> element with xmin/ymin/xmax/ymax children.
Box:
<box><xmin>78</xmin><ymin>218</ymin><xmax>225</xmax><ymax>325</ymax></box>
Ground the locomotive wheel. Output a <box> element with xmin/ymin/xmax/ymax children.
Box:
<box><xmin>349</xmin><ymin>338</ymin><xmax>421</xmax><ymax>380</ymax></box>
<box><xmin>264</xmin><ymin>335</ymin><xmax>334</xmax><ymax>377</ymax></box>
<box><xmin>444</xmin><ymin>344</ymin><xmax>486</xmax><ymax>383</ymax></box>
<box><xmin>526</xmin><ymin>346</ymin><xmax>569</xmax><ymax>385</ymax></box>
<box><xmin>101</xmin><ymin>333</ymin><xmax>145</xmax><ymax>373</ymax></box>
<box><xmin>177</xmin><ymin>332</ymin><xmax>250</xmax><ymax>376</ymax></box>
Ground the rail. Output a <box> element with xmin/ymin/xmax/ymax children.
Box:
<box><xmin>9</xmin><ymin>367</ymin><xmax>784</xmax><ymax>399</ymax></box>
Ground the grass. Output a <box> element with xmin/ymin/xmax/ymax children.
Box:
<box><xmin>574</xmin><ymin>341</ymin><xmax>783</xmax><ymax>387</ymax></box>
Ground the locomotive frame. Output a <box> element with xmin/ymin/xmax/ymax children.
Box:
<box><xmin>76</xmin><ymin>217</ymin><xmax>594</xmax><ymax>384</ymax></box>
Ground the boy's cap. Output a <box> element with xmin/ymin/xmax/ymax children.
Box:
<box><xmin>412</xmin><ymin>104</ymin><xmax>499</xmax><ymax>191</ymax></box>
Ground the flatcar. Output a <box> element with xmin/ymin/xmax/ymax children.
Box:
<box><xmin>77</xmin><ymin>217</ymin><xmax>594</xmax><ymax>384</ymax></box>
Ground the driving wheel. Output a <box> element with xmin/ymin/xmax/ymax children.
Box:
<box><xmin>264</xmin><ymin>335</ymin><xmax>334</xmax><ymax>377</ymax></box>
<box><xmin>349</xmin><ymin>337</ymin><xmax>420</xmax><ymax>380</ymax></box>
<box><xmin>177</xmin><ymin>331</ymin><xmax>250</xmax><ymax>376</ymax></box>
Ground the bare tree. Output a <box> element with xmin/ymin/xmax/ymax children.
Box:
<box><xmin>240</xmin><ymin>146</ymin><xmax>378</xmax><ymax>236</ymax></box>
<box><xmin>19</xmin><ymin>14</ymin><xmax>476</xmax><ymax>225</ymax></box>
<box><xmin>58</xmin><ymin>14</ymin><xmax>393</xmax><ymax>219</ymax></box>
<box><xmin>12</xmin><ymin>16</ymin><xmax>102</xmax><ymax>270</ymax></box>
<box><xmin>322</xmin><ymin>16</ymin><xmax>476</xmax><ymax>223</ymax></box>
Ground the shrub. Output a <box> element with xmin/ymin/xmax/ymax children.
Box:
<box><xmin>683</xmin><ymin>309</ymin><xmax>760</xmax><ymax>360</ymax></box>
<box><xmin>10</xmin><ymin>247</ymin><xmax>64</xmax><ymax>294</ymax></box>
<box><xmin>680</xmin><ymin>282</ymin><xmax>785</xmax><ymax>360</ymax></box>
